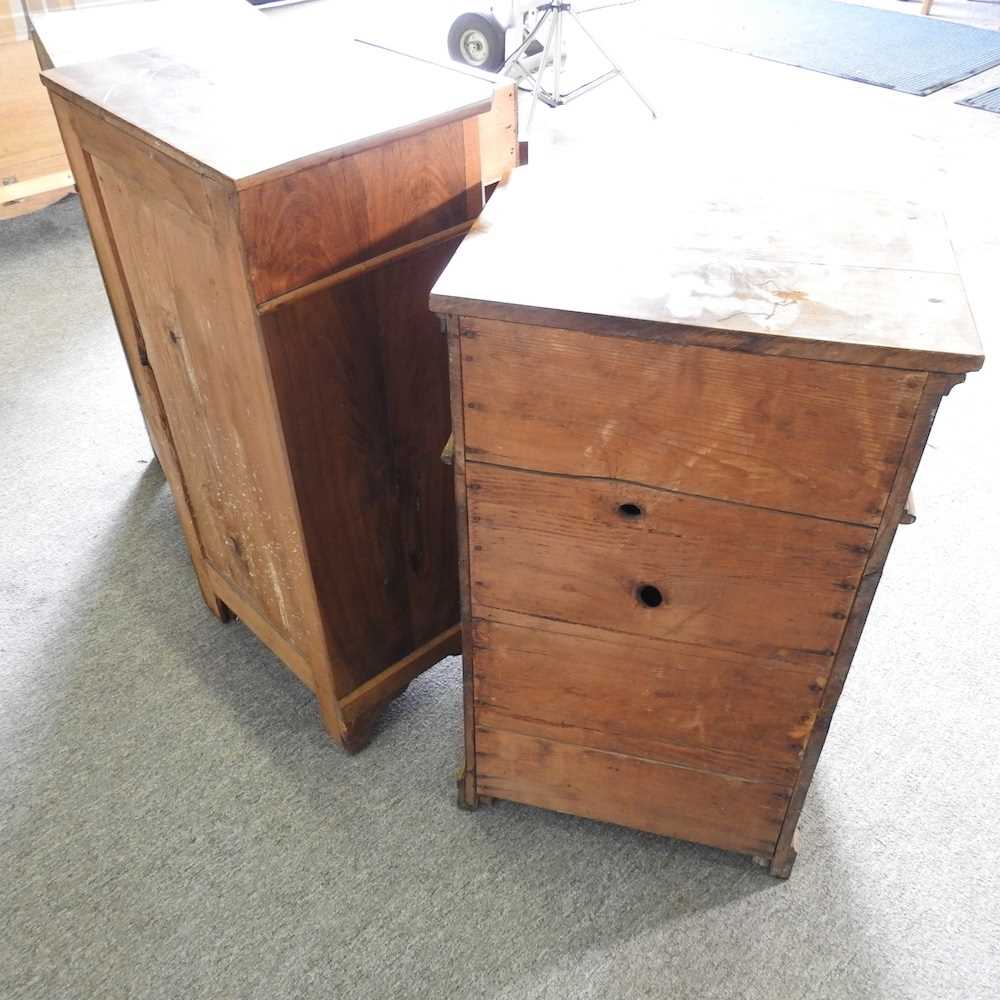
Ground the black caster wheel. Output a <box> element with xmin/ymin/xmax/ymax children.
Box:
<box><xmin>448</xmin><ymin>11</ymin><xmax>506</xmax><ymax>72</ymax></box>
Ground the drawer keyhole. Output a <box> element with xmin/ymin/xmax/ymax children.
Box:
<box><xmin>618</xmin><ymin>502</ymin><xmax>643</xmax><ymax>519</ymax></box>
<box><xmin>637</xmin><ymin>583</ymin><xmax>664</xmax><ymax>608</ymax></box>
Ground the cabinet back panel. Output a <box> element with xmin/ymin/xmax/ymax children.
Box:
<box><xmin>476</xmin><ymin>726</ymin><xmax>788</xmax><ymax>856</ymax></box>
<box><xmin>467</xmin><ymin>463</ymin><xmax>873</xmax><ymax>668</ymax></box>
<box><xmin>473</xmin><ymin>616</ymin><xmax>826</xmax><ymax>777</ymax></box>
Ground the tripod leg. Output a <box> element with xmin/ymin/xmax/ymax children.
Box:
<box><xmin>528</xmin><ymin>10</ymin><xmax>559</xmax><ymax>132</ymax></box>
<box><xmin>552</xmin><ymin>10</ymin><xmax>563</xmax><ymax>105</ymax></box>
<box><xmin>502</xmin><ymin>7</ymin><xmax>550</xmax><ymax>76</ymax></box>
<box><xmin>569</xmin><ymin>10</ymin><xmax>657</xmax><ymax>118</ymax></box>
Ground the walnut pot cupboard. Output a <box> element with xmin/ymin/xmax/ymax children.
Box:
<box><xmin>40</xmin><ymin>34</ymin><xmax>514</xmax><ymax>750</ymax></box>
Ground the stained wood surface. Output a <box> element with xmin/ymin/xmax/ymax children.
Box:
<box><xmin>41</xmin><ymin>30</ymin><xmax>494</xmax><ymax>187</ymax></box>
<box><xmin>476</xmin><ymin>79</ymin><xmax>518</xmax><ymax>186</ymax></box>
<box><xmin>467</xmin><ymin>462</ymin><xmax>871</xmax><ymax>668</ymax></box>
<box><xmin>446</xmin><ymin>315</ymin><xmax>483</xmax><ymax>808</ymax></box>
<box><xmin>476</xmin><ymin>727</ymin><xmax>788</xmax><ymax>856</ymax></box>
<box><xmin>50</xmin><ymin>96</ymin><xmax>228</xmax><ymax>617</ymax></box>
<box><xmin>767</xmin><ymin>372</ymin><xmax>962</xmax><ymax>876</ymax></box>
<box><xmin>90</xmin><ymin>153</ymin><xmax>323</xmax><ymax>655</ymax></box>
<box><xmin>473</xmin><ymin>613</ymin><xmax>827</xmax><ymax>778</ymax></box>
<box><xmin>261</xmin><ymin>239</ymin><xmax>461</xmax><ymax>692</ymax></box>
<box><xmin>31</xmin><ymin>0</ymin><xmax>516</xmax><ymax>201</ymax></box>
<box><xmin>431</xmin><ymin>167</ymin><xmax>984</xmax><ymax>374</ymax></box>
<box><xmin>242</xmin><ymin>121</ymin><xmax>475</xmax><ymax>302</ymax></box>
<box><xmin>459</xmin><ymin>318</ymin><xmax>926</xmax><ymax>525</ymax></box>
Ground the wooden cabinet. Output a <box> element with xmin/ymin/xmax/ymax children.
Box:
<box><xmin>431</xmin><ymin>166</ymin><xmax>984</xmax><ymax>876</ymax></box>
<box><xmin>40</xmin><ymin>29</ymin><xmax>504</xmax><ymax>750</ymax></box>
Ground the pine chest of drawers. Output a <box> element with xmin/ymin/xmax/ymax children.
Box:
<box><xmin>430</xmin><ymin>167</ymin><xmax>984</xmax><ymax>876</ymax></box>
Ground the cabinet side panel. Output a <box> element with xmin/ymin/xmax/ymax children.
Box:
<box><xmin>372</xmin><ymin>240</ymin><xmax>461</xmax><ymax>650</ymax></box>
<box><xmin>89</xmin><ymin>153</ymin><xmax>321</xmax><ymax>663</ymax></box>
<box><xmin>260</xmin><ymin>238</ymin><xmax>459</xmax><ymax>693</ymax></box>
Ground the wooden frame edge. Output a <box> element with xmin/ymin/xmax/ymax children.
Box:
<box><xmin>768</xmin><ymin>371</ymin><xmax>960</xmax><ymax>877</ymax></box>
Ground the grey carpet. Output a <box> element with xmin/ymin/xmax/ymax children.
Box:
<box><xmin>958</xmin><ymin>83</ymin><xmax>1000</xmax><ymax>112</ymax></box>
<box><xmin>2</xmin><ymin>193</ymin><xmax>999</xmax><ymax>1000</ymax></box>
<box><xmin>662</xmin><ymin>0</ymin><xmax>1000</xmax><ymax>95</ymax></box>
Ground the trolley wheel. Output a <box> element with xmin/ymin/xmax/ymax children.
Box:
<box><xmin>448</xmin><ymin>12</ymin><xmax>506</xmax><ymax>72</ymax></box>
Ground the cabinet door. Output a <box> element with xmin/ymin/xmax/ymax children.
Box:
<box><xmin>90</xmin><ymin>154</ymin><xmax>322</xmax><ymax>662</ymax></box>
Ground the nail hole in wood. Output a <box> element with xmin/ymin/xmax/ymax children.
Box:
<box><xmin>618</xmin><ymin>502</ymin><xmax>643</xmax><ymax>519</ymax></box>
<box><xmin>637</xmin><ymin>584</ymin><xmax>663</xmax><ymax>608</ymax></box>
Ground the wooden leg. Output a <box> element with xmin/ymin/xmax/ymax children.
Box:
<box><xmin>921</xmin><ymin>0</ymin><xmax>934</xmax><ymax>14</ymax></box>
<box><xmin>338</xmin><ymin>703</ymin><xmax>383</xmax><ymax>754</ymax></box>
<box><xmin>767</xmin><ymin>828</ymin><xmax>800</xmax><ymax>879</ymax></box>
<box><xmin>456</xmin><ymin>766</ymin><xmax>480</xmax><ymax>810</ymax></box>
<box><xmin>204</xmin><ymin>592</ymin><xmax>233</xmax><ymax>623</ymax></box>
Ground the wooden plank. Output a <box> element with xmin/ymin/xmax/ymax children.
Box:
<box><xmin>473</xmin><ymin>613</ymin><xmax>829</xmax><ymax>777</ymax></box>
<box><xmin>0</xmin><ymin>39</ymin><xmax>67</xmax><ymax>188</ymax></box>
<box><xmin>449</xmin><ymin>317</ymin><xmax>481</xmax><ymax>808</ymax></box>
<box><xmin>467</xmin><ymin>462</ymin><xmax>873</xmax><ymax>669</ymax></box>
<box><xmin>459</xmin><ymin>318</ymin><xmax>926</xmax><ymax>525</ymax></box>
<box><xmin>431</xmin><ymin>167</ymin><xmax>984</xmax><ymax>375</ymax></box>
<box><xmin>339</xmin><ymin>624</ymin><xmax>462</xmax><ymax>726</ymax></box>
<box><xmin>0</xmin><ymin>169</ymin><xmax>73</xmax><ymax>206</ymax></box>
<box><xmin>256</xmin><ymin>220</ymin><xmax>474</xmax><ymax>315</ymax></box>
<box><xmin>240</xmin><ymin>119</ymin><xmax>475</xmax><ymax>302</ymax></box>
<box><xmin>767</xmin><ymin>373</ymin><xmax>961</xmax><ymax>876</ymax></box>
<box><xmin>478</xmin><ymin>80</ymin><xmax>518</xmax><ymax>186</ymax></box>
<box><xmin>476</xmin><ymin>726</ymin><xmax>788</xmax><ymax>857</ymax></box>
<box><xmin>475</xmin><ymin>703</ymin><xmax>798</xmax><ymax>787</ymax></box>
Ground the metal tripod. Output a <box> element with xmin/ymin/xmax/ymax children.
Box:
<box><xmin>502</xmin><ymin>2</ymin><xmax>657</xmax><ymax>129</ymax></box>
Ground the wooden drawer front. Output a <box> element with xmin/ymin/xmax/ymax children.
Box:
<box><xmin>476</xmin><ymin>727</ymin><xmax>788</xmax><ymax>856</ymax></box>
<box><xmin>466</xmin><ymin>463</ymin><xmax>873</xmax><ymax>669</ymax></box>
<box><xmin>241</xmin><ymin>120</ymin><xmax>477</xmax><ymax>303</ymax></box>
<box><xmin>459</xmin><ymin>318</ymin><xmax>925</xmax><ymax>526</ymax></box>
<box><xmin>473</xmin><ymin>614</ymin><xmax>825</xmax><ymax>782</ymax></box>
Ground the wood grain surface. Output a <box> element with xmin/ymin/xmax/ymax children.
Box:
<box><xmin>242</xmin><ymin>120</ymin><xmax>475</xmax><ymax>302</ymax></box>
<box><xmin>476</xmin><ymin>726</ymin><xmax>788</xmax><ymax>856</ymax></box>
<box><xmin>473</xmin><ymin>613</ymin><xmax>828</xmax><ymax>777</ymax></box>
<box><xmin>459</xmin><ymin>318</ymin><xmax>926</xmax><ymax>525</ymax></box>
<box><xmin>261</xmin><ymin>239</ymin><xmax>462</xmax><ymax>691</ymax></box>
<box><xmin>431</xmin><ymin>167</ymin><xmax>984</xmax><ymax>374</ymax></box>
<box><xmin>91</xmin><ymin>154</ymin><xmax>322</xmax><ymax>654</ymax></box>
<box><xmin>467</xmin><ymin>462</ymin><xmax>872</xmax><ymax>668</ymax></box>
<box><xmin>42</xmin><ymin>35</ymin><xmax>494</xmax><ymax>187</ymax></box>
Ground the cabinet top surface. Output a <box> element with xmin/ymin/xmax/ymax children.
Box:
<box><xmin>38</xmin><ymin>1</ymin><xmax>494</xmax><ymax>186</ymax></box>
<box><xmin>431</xmin><ymin>165</ymin><xmax>984</xmax><ymax>374</ymax></box>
